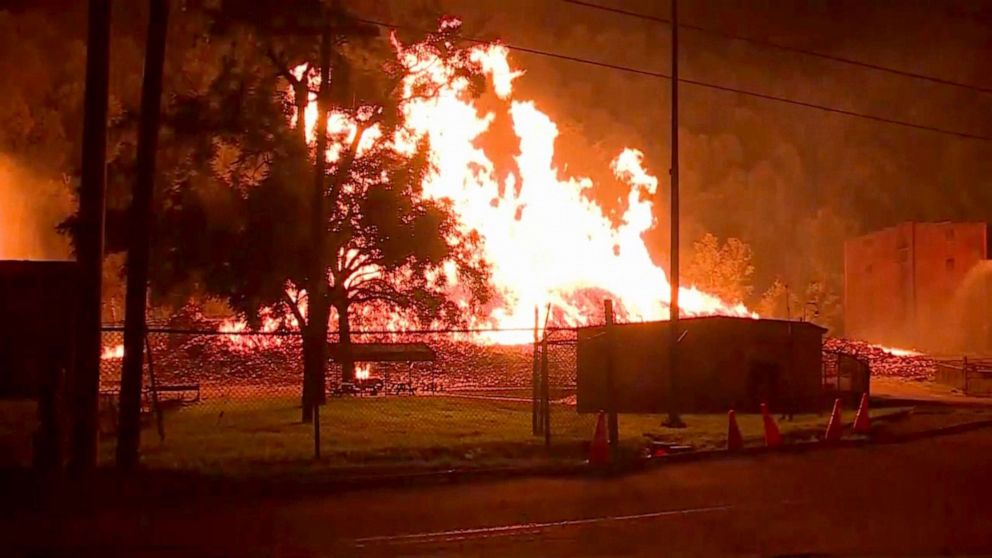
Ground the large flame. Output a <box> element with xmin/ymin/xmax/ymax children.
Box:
<box><xmin>220</xmin><ymin>25</ymin><xmax>753</xmax><ymax>350</ymax></box>
<box><xmin>387</xmin><ymin>37</ymin><xmax>749</xmax><ymax>330</ymax></box>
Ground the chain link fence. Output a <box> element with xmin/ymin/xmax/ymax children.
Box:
<box><xmin>97</xmin><ymin>326</ymin><xmax>594</xmax><ymax>472</ymax></box>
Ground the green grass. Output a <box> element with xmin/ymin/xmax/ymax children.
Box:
<box><xmin>112</xmin><ymin>395</ymin><xmax>907</xmax><ymax>474</ymax></box>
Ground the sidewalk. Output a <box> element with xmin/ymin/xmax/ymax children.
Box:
<box><xmin>873</xmin><ymin>376</ymin><xmax>992</xmax><ymax>406</ymax></box>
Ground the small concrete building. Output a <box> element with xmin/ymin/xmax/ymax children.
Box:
<box><xmin>844</xmin><ymin>222</ymin><xmax>991</xmax><ymax>352</ymax></box>
<box><xmin>576</xmin><ymin>316</ymin><xmax>827</xmax><ymax>414</ymax></box>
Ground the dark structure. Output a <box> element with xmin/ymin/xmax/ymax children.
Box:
<box><xmin>845</xmin><ymin>222</ymin><xmax>991</xmax><ymax>353</ymax></box>
<box><xmin>577</xmin><ymin>316</ymin><xmax>826</xmax><ymax>414</ymax></box>
<box><xmin>327</xmin><ymin>342</ymin><xmax>436</xmax><ymax>363</ymax></box>
<box><xmin>0</xmin><ymin>260</ymin><xmax>78</xmax><ymax>468</ymax></box>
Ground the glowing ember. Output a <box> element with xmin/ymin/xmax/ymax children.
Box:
<box><xmin>101</xmin><ymin>344</ymin><xmax>124</xmax><ymax>360</ymax></box>
<box><xmin>355</xmin><ymin>364</ymin><xmax>372</xmax><ymax>380</ymax></box>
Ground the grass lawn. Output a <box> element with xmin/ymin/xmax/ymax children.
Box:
<box><xmin>119</xmin><ymin>395</ymin><xmax>908</xmax><ymax>474</ymax></box>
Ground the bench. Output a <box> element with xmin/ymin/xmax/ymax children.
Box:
<box><xmin>391</xmin><ymin>382</ymin><xmax>417</xmax><ymax>396</ymax></box>
<box><xmin>154</xmin><ymin>384</ymin><xmax>201</xmax><ymax>403</ymax></box>
<box><xmin>331</xmin><ymin>382</ymin><xmax>360</xmax><ymax>397</ymax></box>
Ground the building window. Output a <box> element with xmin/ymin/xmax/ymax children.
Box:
<box><xmin>946</xmin><ymin>258</ymin><xmax>955</xmax><ymax>271</ymax></box>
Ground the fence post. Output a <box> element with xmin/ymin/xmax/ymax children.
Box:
<box><xmin>604</xmin><ymin>300</ymin><xmax>619</xmax><ymax>454</ymax></box>
<box><xmin>963</xmin><ymin>356</ymin><xmax>969</xmax><ymax>395</ymax></box>
<box><xmin>541</xmin><ymin>333</ymin><xmax>551</xmax><ymax>448</ymax></box>
<box><xmin>532</xmin><ymin>305</ymin><xmax>540</xmax><ymax>436</ymax></box>
<box><xmin>313</xmin><ymin>402</ymin><xmax>321</xmax><ymax>460</ymax></box>
<box><xmin>144</xmin><ymin>333</ymin><xmax>165</xmax><ymax>442</ymax></box>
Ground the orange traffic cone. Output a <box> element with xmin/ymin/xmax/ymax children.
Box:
<box><xmin>727</xmin><ymin>410</ymin><xmax>743</xmax><ymax>451</ymax></box>
<box><xmin>852</xmin><ymin>393</ymin><xmax>871</xmax><ymax>435</ymax></box>
<box><xmin>824</xmin><ymin>398</ymin><xmax>844</xmax><ymax>442</ymax></box>
<box><xmin>589</xmin><ymin>411</ymin><xmax>610</xmax><ymax>465</ymax></box>
<box><xmin>760</xmin><ymin>403</ymin><xmax>782</xmax><ymax>447</ymax></box>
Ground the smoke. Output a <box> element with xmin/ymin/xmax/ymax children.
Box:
<box><xmin>0</xmin><ymin>154</ymin><xmax>73</xmax><ymax>260</ymax></box>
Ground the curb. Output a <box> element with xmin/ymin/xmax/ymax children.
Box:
<box><xmin>871</xmin><ymin>417</ymin><xmax>992</xmax><ymax>444</ymax></box>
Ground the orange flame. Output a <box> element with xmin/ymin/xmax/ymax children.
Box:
<box><xmin>874</xmin><ymin>344</ymin><xmax>922</xmax><ymax>357</ymax></box>
<box><xmin>223</xmin><ymin>26</ymin><xmax>753</xmax><ymax>347</ymax></box>
<box><xmin>101</xmin><ymin>344</ymin><xmax>124</xmax><ymax>360</ymax></box>
<box><xmin>218</xmin><ymin>287</ymin><xmax>305</xmax><ymax>352</ymax></box>
<box><xmin>390</xmin><ymin>38</ymin><xmax>751</xmax><ymax>332</ymax></box>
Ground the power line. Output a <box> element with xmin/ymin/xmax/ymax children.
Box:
<box><xmin>678</xmin><ymin>77</ymin><xmax>992</xmax><ymax>141</ymax></box>
<box><xmin>353</xmin><ymin>16</ymin><xmax>668</xmax><ymax>79</ymax></box>
<box><xmin>561</xmin><ymin>0</ymin><xmax>992</xmax><ymax>95</ymax></box>
<box><xmin>352</xmin><ymin>15</ymin><xmax>992</xmax><ymax>142</ymax></box>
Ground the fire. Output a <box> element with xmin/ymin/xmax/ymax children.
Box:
<box><xmin>101</xmin><ymin>344</ymin><xmax>124</xmax><ymax>360</ymax></box>
<box><xmin>390</xmin><ymin>34</ymin><xmax>750</xmax><ymax>329</ymax></box>
<box><xmin>874</xmin><ymin>345</ymin><xmax>922</xmax><ymax>357</ymax></box>
<box><xmin>355</xmin><ymin>364</ymin><xmax>372</xmax><ymax>380</ymax></box>
<box><xmin>218</xmin><ymin>286</ymin><xmax>305</xmax><ymax>352</ymax></box>
<box><xmin>223</xmin><ymin>22</ymin><xmax>753</xmax><ymax>346</ymax></box>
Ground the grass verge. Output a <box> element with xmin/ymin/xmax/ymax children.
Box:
<box><xmin>110</xmin><ymin>395</ymin><xmax>909</xmax><ymax>475</ymax></box>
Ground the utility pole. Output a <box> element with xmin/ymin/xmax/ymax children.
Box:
<box><xmin>117</xmin><ymin>0</ymin><xmax>170</xmax><ymax>469</ymax></box>
<box><xmin>665</xmin><ymin>0</ymin><xmax>685</xmax><ymax>428</ymax></box>
<box><xmin>69</xmin><ymin>0</ymin><xmax>111</xmax><ymax>472</ymax></box>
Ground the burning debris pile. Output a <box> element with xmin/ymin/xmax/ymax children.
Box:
<box><xmin>98</xmin><ymin>25</ymin><xmax>758</xmax><ymax>397</ymax></box>
<box><xmin>100</xmin><ymin>331</ymin><xmax>556</xmax><ymax>394</ymax></box>
<box><xmin>100</xmin><ymin>333</ymin><xmax>304</xmax><ymax>390</ymax></box>
<box><xmin>824</xmin><ymin>338</ymin><xmax>935</xmax><ymax>380</ymax></box>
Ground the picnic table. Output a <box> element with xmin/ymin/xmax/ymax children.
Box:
<box><xmin>391</xmin><ymin>382</ymin><xmax>416</xmax><ymax>396</ymax></box>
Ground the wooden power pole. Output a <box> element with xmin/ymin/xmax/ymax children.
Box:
<box><xmin>666</xmin><ymin>0</ymin><xmax>685</xmax><ymax>428</ymax></box>
<box><xmin>69</xmin><ymin>0</ymin><xmax>112</xmax><ymax>472</ymax></box>
<box><xmin>117</xmin><ymin>0</ymin><xmax>171</xmax><ymax>469</ymax></box>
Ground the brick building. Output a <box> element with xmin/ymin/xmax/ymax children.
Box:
<box><xmin>844</xmin><ymin>222</ymin><xmax>991</xmax><ymax>353</ymax></box>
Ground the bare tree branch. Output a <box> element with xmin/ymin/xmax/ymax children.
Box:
<box><xmin>282</xmin><ymin>290</ymin><xmax>308</xmax><ymax>328</ymax></box>
<box><xmin>265</xmin><ymin>46</ymin><xmax>299</xmax><ymax>85</ymax></box>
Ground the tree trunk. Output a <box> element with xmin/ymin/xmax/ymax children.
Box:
<box><xmin>69</xmin><ymin>0</ymin><xmax>111</xmax><ymax>473</ymax></box>
<box><xmin>117</xmin><ymin>0</ymin><xmax>170</xmax><ymax>470</ymax></box>
<box><xmin>300</xmin><ymin>295</ymin><xmax>330</xmax><ymax>423</ymax></box>
<box><xmin>301</xmin><ymin>24</ymin><xmax>333</xmax><ymax>423</ymax></box>
<box><xmin>294</xmin><ymin>79</ymin><xmax>308</xmax><ymax>147</ymax></box>
<box><xmin>337</xmin><ymin>301</ymin><xmax>355</xmax><ymax>383</ymax></box>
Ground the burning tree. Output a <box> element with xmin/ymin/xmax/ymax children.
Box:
<box><xmin>154</xmin><ymin>5</ymin><xmax>493</xmax><ymax>420</ymax></box>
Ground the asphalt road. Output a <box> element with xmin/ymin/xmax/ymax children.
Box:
<box><xmin>9</xmin><ymin>429</ymin><xmax>992</xmax><ymax>557</ymax></box>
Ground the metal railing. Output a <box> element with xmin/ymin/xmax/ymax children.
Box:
<box><xmin>935</xmin><ymin>358</ymin><xmax>992</xmax><ymax>396</ymax></box>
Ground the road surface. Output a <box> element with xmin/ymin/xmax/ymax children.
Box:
<box><xmin>7</xmin><ymin>429</ymin><xmax>992</xmax><ymax>556</ymax></box>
